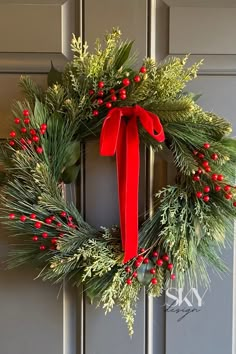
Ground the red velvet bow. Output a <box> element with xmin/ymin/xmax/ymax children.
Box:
<box><xmin>100</xmin><ymin>105</ymin><xmax>165</xmax><ymax>263</ymax></box>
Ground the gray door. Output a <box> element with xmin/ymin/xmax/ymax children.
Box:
<box><xmin>0</xmin><ymin>1</ymin><xmax>235</xmax><ymax>354</ymax></box>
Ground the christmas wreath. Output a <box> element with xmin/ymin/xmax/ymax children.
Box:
<box><xmin>0</xmin><ymin>29</ymin><xmax>236</xmax><ymax>335</ymax></box>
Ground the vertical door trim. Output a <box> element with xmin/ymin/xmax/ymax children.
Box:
<box><xmin>63</xmin><ymin>2</ymin><xmax>85</xmax><ymax>354</ymax></box>
<box><xmin>232</xmin><ymin>219</ymin><xmax>236</xmax><ymax>354</ymax></box>
<box><xmin>145</xmin><ymin>2</ymin><xmax>158</xmax><ymax>354</ymax></box>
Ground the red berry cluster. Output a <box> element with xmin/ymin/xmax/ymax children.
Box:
<box><xmin>9</xmin><ymin>110</ymin><xmax>46</xmax><ymax>154</ymax></box>
<box><xmin>8</xmin><ymin>210</ymin><xmax>76</xmax><ymax>251</ymax></box>
<box><xmin>125</xmin><ymin>248</ymin><xmax>175</xmax><ymax>285</ymax></box>
<box><xmin>89</xmin><ymin>66</ymin><xmax>147</xmax><ymax>117</ymax></box>
<box><xmin>193</xmin><ymin>143</ymin><xmax>236</xmax><ymax>205</ymax></box>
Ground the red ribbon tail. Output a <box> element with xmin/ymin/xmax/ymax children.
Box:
<box><xmin>117</xmin><ymin>116</ymin><xmax>139</xmax><ymax>263</ymax></box>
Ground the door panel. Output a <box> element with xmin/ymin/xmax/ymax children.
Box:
<box><xmin>163</xmin><ymin>1</ymin><xmax>236</xmax><ymax>353</ymax></box>
<box><xmin>82</xmin><ymin>2</ymin><xmax>151</xmax><ymax>353</ymax></box>
<box><xmin>0</xmin><ymin>1</ymin><xmax>80</xmax><ymax>354</ymax></box>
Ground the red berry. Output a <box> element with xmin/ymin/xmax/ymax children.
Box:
<box><xmin>140</xmin><ymin>248</ymin><xmax>145</xmax><ymax>253</ymax></box>
<box><xmin>111</xmin><ymin>95</ymin><xmax>117</xmax><ymax>102</ymax></box>
<box><xmin>163</xmin><ymin>254</ymin><xmax>169</xmax><ymax>262</ymax></box>
<box><xmin>68</xmin><ymin>222</ymin><xmax>74</xmax><ymax>228</ymax></box>
<box><xmin>204</xmin><ymin>186</ymin><xmax>210</xmax><ymax>193</ymax></box>
<box><xmin>57</xmin><ymin>222</ymin><xmax>62</xmax><ymax>228</ymax></box>
<box><xmin>21</xmin><ymin>127</ymin><xmax>27</xmax><ymax>133</ymax></box>
<box><xmin>106</xmin><ymin>102</ymin><xmax>112</xmax><ymax>109</ymax></box>
<box><xmin>203</xmin><ymin>195</ymin><xmax>210</xmax><ymax>202</ymax></box>
<box><xmin>126</xmin><ymin>278</ymin><xmax>132</xmax><ymax>285</ymax></box>
<box><xmin>50</xmin><ymin>216</ymin><xmax>56</xmax><ymax>220</ymax></box>
<box><xmin>9</xmin><ymin>131</ymin><xmax>16</xmax><ymax>138</ymax></box>
<box><xmin>40</xmin><ymin>124</ymin><xmax>47</xmax><ymax>130</ymax></box>
<box><xmin>211</xmin><ymin>174</ymin><xmax>218</xmax><ymax>181</ymax></box>
<box><xmin>51</xmin><ymin>238</ymin><xmax>57</xmax><ymax>245</ymax></box>
<box><xmin>14</xmin><ymin>117</ymin><xmax>20</xmax><ymax>124</ymax></box>
<box><xmin>45</xmin><ymin>218</ymin><xmax>52</xmax><ymax>224</ymax></box>
<box><xmin>171</xmin><ymin>274</ymin><xmax>176</xmax><ymax>280</ymax></box>
<box><xmin>68</xmin><ymin>216</ymin><xmax>73</xmax><ymax>221</ymax></box>
<box><xmin>215</xmin><ymin>185</ymin><xmax>221</xmax><ymax>192</ymax></box>
<box><xmin>24</xmin><ymin>118</ymin><xmax>30</xmax><ymax>124</ymax></box>
<box><xmin>132</xmin><ymin>271</ymin><xmax>138</xmax><ymax>278</ymax></box>
<box><xmin>60</xmin><ymin>211</ymin><xmax>67</xmax><ymax>217</ymax></box>
<box><xmin>167</xmin><ymin>263</ymin><xmax>174</xmax><ymax>270</ymax></box>
<box><xmin>217</xmin><ymin>174</ymin><xmax>224</xmax><ymax>181</ymax></box>
<box><xmin>198</xmin><ymin>168</ymin><xmax>203</xmax><ymax>174</ymax></box>
<box><xmin>27</xmin><ymin>139</ymin><xmax>32</xmax><ymax>145</ymax></box>
<box><xmin>33</xmin><ymin>136</ymin><xmax>39</xmax><ymax>142</ymax></box>
<box><xmin>211</xmin><ymin>153</ymin><xmax>218</xmax><ymax>160</ymax></box>
<box><xmin>89</xmin><ymin>89</ymin><xmax>95</xmax><ymax>95</ymax></box>
<box><xmin>203</xmin><ymin>143</ymin><xmax>210</xmax><ymax>149</ymax></box>
<box><xmin>143</xmin><ymin>258</ymin><xmax>149</xmax><ymax>264</ymax></box>
<box><xmin>135</xmin><ymin>260</ymin><xmax>141</xmax><ymax>268</ymax></box>
<box><xmin>59</xmin><ymin>233</ymin><xmax>64</xmax><ymax>237</ymax></box>
<box><xmin>202</xmin><ymin>160</ymin><xmax>209</xmax><ymax>168</ymax></box>
<box><xmin>92</xmin><ymin>110</ymin><xmax>99</xmax><ymax>117</ymax></box>
<box><xmin>193</xmin><ymin>150</ymin><xmax>198</xmax><ymax>155</ymax></box>
<box><xmin>150</xmin><ymin>268</ymin><xmax>156</xmax><ymax>274</ymax></box>
<box><xmin>30</xmin><ymin>213</ymin><xmax>37</xmax><ymax>219</ymax></box>
<box><xmin>152</xmin><ymin>251</ymin><xmax>158</xmax><ymax>257</ymax></box>
<box><xmin>9</xmin><ymin>140</ymin><xmax>15</xmax><ymax>146</ymax></box>
<box><xmin>233</xmin><ymin>201</ymin><xmax>236</xmax><ymax>207</ymax></box>
<box><xmin>20</xmin><ymin>215</ymin><xmax>27</xmax><ymax>222</ymax></box>
<box><xmin>134</xmin><ymin>75</ymin><xmax>141</xmax><ymax>82</ymax></box>
<box><xmin>109</xmin><ymin>89</ymin><xmax>116</xmax><ymax>94</ymax></box>
<box><xmin>196</xmin><ymin>191</ymin><xmax>203</xmax><ymax>198</ymax></box>
<box><xmin>97</xmin><ymin>98</ymin><xmax>103</xmax><ymax>105</ymax></box>
<box><xmin>125</xmin><ymin>266</ymin><xmax>131</xmax><ymax>273</ymax></box>
<box><xmin>39</xmin><ymin>245</ymin><xmax>46</xmax><ymax>251</ymax></box>
<box><xmin>30</xmin><ymin>129</ymin><xmax>36</xmax><ymax>135</ymax></box>
<box><xmin>138</xmin><ymin>256</ymin><xmax>144</xmax><ymax>262</ymax></box>
<box><xmin>98</xmin><ymin>90</ymin><xmax>104</xmax><ymax>97</ymax></box>
<box><xmin>32</xmin><ymin>236</ymin><xmax>38</xmax><ymax>241</ymax></box>
<box><xmin>120</xmin><ymin>94</ymin><xmax>127</xmax><ymax>100</ymax></box>
<box><xmin>42</xmin><ymin>232</ymin><xmax>48</xmax><ymax>239</ymax></box>
<box><xmin>151</xmin><ymin>278</ymin><xmax>158</xmax><ymax>285</ymax></box>
<box><xmin>119</xmin><ymin>89</ymin><xmax>126</xmax><ymax>95</ymax></box>
<box><xmin>20</xmin><ymin>138</ymin><xmax>26</xmax><ymax>144</ymax></box>
<box><xmin>156</xmin><ymin>259</ymin><xmax>163</xmax><ymax>266</ymax></box>
<box><xmin>9</xmin><ymin>213</ymin><xmax>15</xmax><ymax>220</ymax></box>
<box><xmin>205</xmin><ymin>166</ymin><xmax>211</xmax><ymax>173</ymax></box>
<box><xmin>35</xmin><ymin>221</ymin><xmax>42</xmax><ymax>229</ymax></box>
<box><xmin>139</xmin><ymin>66</ymin><xmax>147</xmax><ymax>73</ymax></box>
<box><xmin>36</xmin><ymin>147</ymin><xmax>43</xmax><ymax>154</ymax></box>
<box><xmin>193</xmin><ymin>175</ymin><xmax>200</xmax><ymax>182</ymax></box>
<box><xmin>23</xmin><ymin>109</ymin><xmax>29</xmax><ymax>116</ymax></box>
<box><xmin>224</xmin><ymin>185</ymin><xmax>231</xmax><ymax>192</ymax></box>
<box><xmin>40</xmin><ymin>129</ymin><xmax>46</xmax><ymax>135</ymax></box>
<box><xmin>98</xmin><ymin>81</ymin><xmax>104</xmax><ymax>88</ymax></box>
<box><xmin>122</xmin><ymin>78</ymin><xmax>130</xmax><ymax>86</ymax></box>
<box><xmin>225</xmin><ymin>193</ymin><xmax>232</xmax><ymax>200</ymax></box>
<box><xmin>198</xmin><ymin>153</ymin><xmax>205</xmax><ymax>159</ymax></box>
<box><xmin>137</xmin><ymin>256</ymin><xmax>144</xmax><ymax>263</ymax></box>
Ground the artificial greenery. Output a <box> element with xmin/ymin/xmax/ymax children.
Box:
<box><xmin>0</xmin><ymin>28</ymin><xmax>236</xmax><ymax>335</ymax></box>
